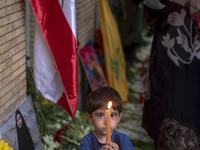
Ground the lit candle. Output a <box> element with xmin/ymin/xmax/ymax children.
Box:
<box><xmin>106</xmin><ymin>101</ymin><xmax>112</xmax><ymax>145</ymax></box>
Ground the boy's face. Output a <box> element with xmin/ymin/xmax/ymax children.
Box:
<box><xmin>87</xmin><ymin>106</ymin><xmax>122</xmax><ymax>139</ymax></box>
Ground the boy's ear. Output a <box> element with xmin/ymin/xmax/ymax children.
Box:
<box><xmin>117</xmin><ymin>112</ymin><xmax>122</xmax><ymax>123</ymax></box>
<box><xmin>86</xmin><ymin>112</ymin><xmax>93</xmax><ymax>123</ymax></box>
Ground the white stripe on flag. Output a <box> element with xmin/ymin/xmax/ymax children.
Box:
<box><xmin>34</xmin><ymin>22</ymin><xmax>64</xmax><ymax>103</ymax></box>
<box><xmin>59</xmin><ymin>0</ymin><xmax>77</xmax><ymax>40</ymax></box>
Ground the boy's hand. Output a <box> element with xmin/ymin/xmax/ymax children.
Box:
<box><xmin>100</xmin><ymin>142</ymin><xmax>119</xmax><ymax>150</ymax></box>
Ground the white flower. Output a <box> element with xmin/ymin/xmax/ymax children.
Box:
<box><xmin>75</xmin><ymin>110</ymin><xmax>80</xmax><ymax>118</ymax></box>
<box><xmin>42</xmin><ymin>135</ymin><xmax>60</xmax><ymax>150</ymax></box>
<box><xmin>68</xmin><ymin>116</ymin><xmax>72</xmax><ymax>121</ymax></box>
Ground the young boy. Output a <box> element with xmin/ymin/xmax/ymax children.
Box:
<box><xmin>79</xmin><ymin>86</ymin><xmax>134</xmax><ymax>150</ymax></box>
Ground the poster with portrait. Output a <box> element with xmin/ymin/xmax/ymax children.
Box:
<box><xmin>0</xmin><ymin>95</ymin><xmax>42</xmax><ymax>150</ymax></box>
<box><xmin>79</xmin><ymin>41</ymin><xmax>108</xmax><ymax>90</ymax></box>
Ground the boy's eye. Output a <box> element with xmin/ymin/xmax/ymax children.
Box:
<box><xmin>111</xmin><ymin>113</ymin><xmax>119</xmax><ymax>119</ymax></box>
<box><xmin>96</xmin><ymin>113</ymin><xmax>105</xmax><ymax>118</ymax></box>
<box><xmin>95</xmin><ymin>112</ymin><xmax>119</xmax><ymax>119</ymax></box>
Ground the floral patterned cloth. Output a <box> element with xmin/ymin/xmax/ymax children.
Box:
<box><xmin>142</xmin><ymin>0</ymin><xmax>200</xmax><ymax>142</ymax></box>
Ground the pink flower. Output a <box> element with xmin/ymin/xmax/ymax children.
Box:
<box><xmin>138</xmin><ymin>92</ymin><xmax>144</xmax><ymax>104</ymax></box>
<box><xmin>54</xmin><ymin>125</ymin><xmax>69</xmax><ymax>143</ymax></box>
<box><xmin>54</xmin><ymin>130</ymin><xmax>62</xmax><ymax>143</ymax></box>
<box><xmin>137</xmin><ymin>65</ymin><xmax>145</xmax><ymax>71</ymax></box>
<box><xmin>145</xmin><ymin>57</ymin><xmax>149</xmax><ymax>62</ymax></box>
<box><xmin>191</xmin><ymin>11</ymin><xmax>200</xmax><ymax>29</ymax></box>
<box><xmin>140</xmin><ymin>73</ymin><xmax>145</xmax><ymax>77</ymax></box>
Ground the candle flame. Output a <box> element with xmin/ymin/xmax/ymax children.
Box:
<box><xmin>108</xmin><ymin>101</ymin><xmax>112</xmax><ymax>109</ymax></box>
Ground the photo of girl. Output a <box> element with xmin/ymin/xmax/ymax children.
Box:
<box><xmin>15</xmin><ymin>109</ymin><xmax>35</xmax><ymax>150</ymax></box>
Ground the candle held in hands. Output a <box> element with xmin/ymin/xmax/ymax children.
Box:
<box><xmin>106</xmin><ymin>101</ymin><xmax>112</xmax><ymax>145</ymax></box>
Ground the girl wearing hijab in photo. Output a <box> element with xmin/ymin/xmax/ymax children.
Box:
<box><xmin>15</xmin><ymin>109</ymin><xmax>35</xmax><ymax>150</ymax></box>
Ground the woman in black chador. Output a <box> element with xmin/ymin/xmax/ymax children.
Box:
<box><xmin>142</xmin><ymin>0</ymin><xmax>200</xmax><ymax>147</ymax></box>
<box><xmin>15</xmin><ymin>110</ymin><xmax>35</xmax><ymax>150</ymax></box>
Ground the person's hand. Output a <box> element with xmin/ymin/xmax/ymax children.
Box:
<box><xmin>99</xmin><ymin>142</ymin><xmax>119</xmax><ymax>150</ymax></box>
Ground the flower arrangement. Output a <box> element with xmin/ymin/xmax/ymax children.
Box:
<box><xmin>127</xmin><ymin>55</ymin><xmax>149</xmax><ymax>105</ymax></box>
<box><xmin>0</xmin><ymin>140</ymin><xmax>13</xmax><ymax>150</ymax></box>
<box><xmin>51</xmin><ymin>111</ymin><xmax>93</xmax><ymax>150</ymax></box>
<box><xmin>33</xmin><ymin>95</ymin><xmax>94</xmax><ymax>150</ymax></box>
<box><xmin>33</xmin><ymin>96</ymin><xmax>94</xmax><ymax>150</ymax></box>
<box><xmin>26</xmin><ymin>66</ymin><xmax>94</xmax><ymax>149</ymax></box>
<box><xmin>188</xmin><ymin>0</ymin><xmax>200</xmax><ymax>29</ymax></box>
<box><xmin>42</xmin><ymin>135</ymin><xmax>60</xmax><ymax>150</ymax></box>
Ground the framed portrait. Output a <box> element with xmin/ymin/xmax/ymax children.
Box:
<box><xmin>79</xmin><ymin>41</ymin><xmax>108</xmax><ymax>90</ymax></box>
<box><xmin>0</xmin><ymin>95</ymin><xmax>42</xmax><ymax>150</ymax></box>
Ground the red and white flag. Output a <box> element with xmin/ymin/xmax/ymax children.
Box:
<box><xmin>30</xmin><ymin>0</ymin><xmax>78</xmax><ymax>119</ymax></box>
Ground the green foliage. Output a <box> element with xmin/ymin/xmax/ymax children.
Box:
<box><xmin>26</xmin><ymin>65</ymin><xmax>37</xmax><ymax>100</ymax></box>
<box><xmin>50</xmin><ymin>110</ymin><xmax>94</xmax><ymax>150</ymax></box>
<box><xmin>26</xmin><ymin>65</ymin><xmax>49</xmax><ymax>136</ymax></box>
<box><xmin>132</xmin><ymin>139</ymin><xmax>155</xmax><ymax>150</ymax></box>
<box><xmin>26</xmin><ymin>65</ymin><xmax>94</xmax><ymax>149</ymax></box>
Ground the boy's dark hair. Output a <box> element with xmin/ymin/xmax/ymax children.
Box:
<box><xmin>157</xmin><ymin>119</ymin><xmax>200</xmax><ymax>150</ymax></box>
<box><xmin>86</xmin><ymin>86</ymin><xmax>123</xmax><ymax>114</ymax></box>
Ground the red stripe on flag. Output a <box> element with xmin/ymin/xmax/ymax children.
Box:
<box><xmin>30</xmin><ymin>0</ymin><xmax>78</xmax><ymax>118</ymax></box>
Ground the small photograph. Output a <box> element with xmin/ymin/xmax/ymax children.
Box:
<box><xmin>79</xmin><ymin>40</ymin><xmax>108</xmax><ymax>90</ymax></box>
<box><xmin>0</xmin><ymin>96</ymin><xmax>42</xmax><ymax>150</ymax></box>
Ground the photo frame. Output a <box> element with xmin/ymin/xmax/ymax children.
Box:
<box><xmin>79</xmin><ymin>41</ymin><xmax>108</xmax><ymax>90</ymax></box>
<box><xmin>0</xmin><ymin>95</ymin><xmax>42</xmax><ymax>149</ymax></box>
